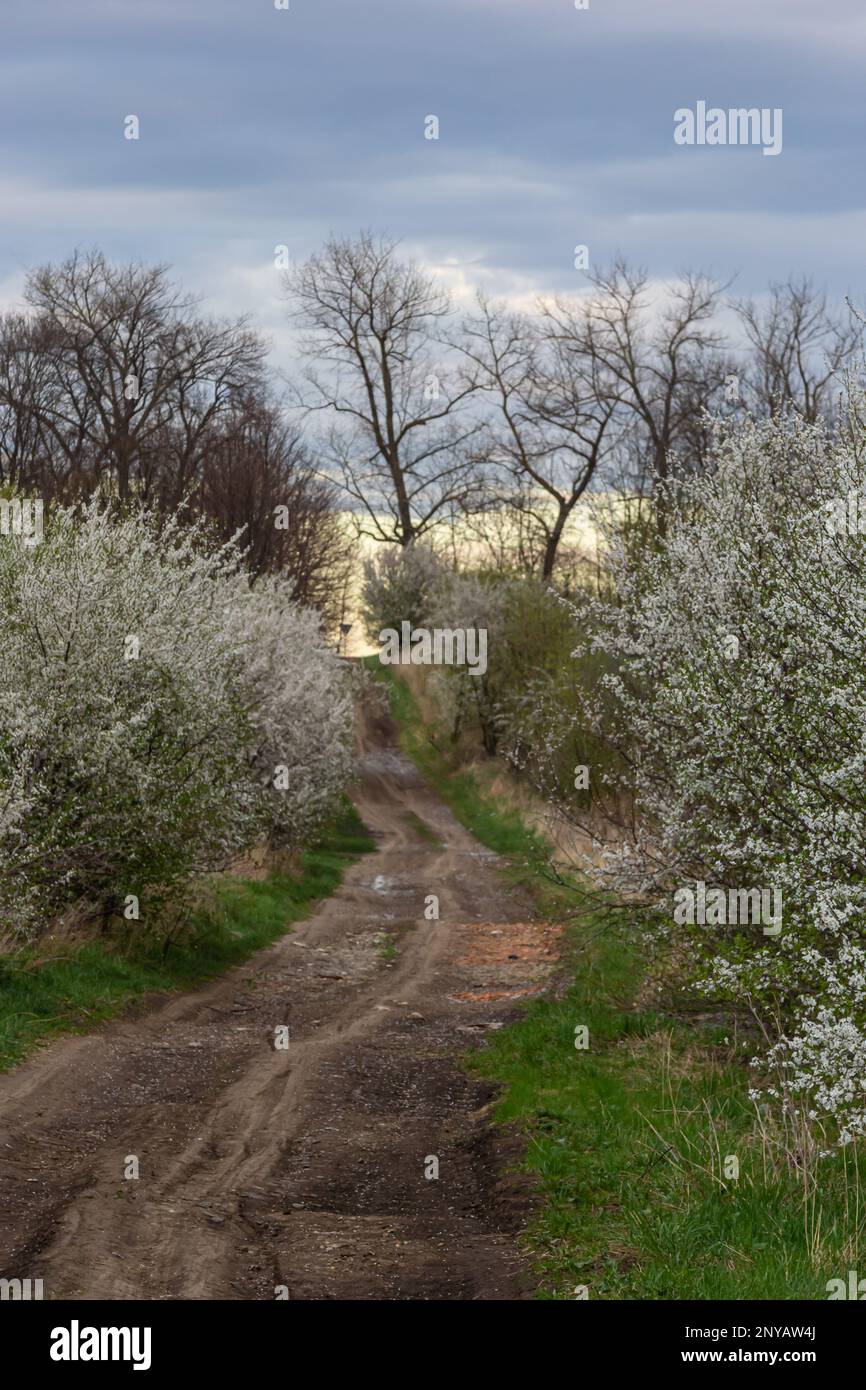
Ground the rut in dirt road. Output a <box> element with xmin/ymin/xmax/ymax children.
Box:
<box><xmin>0</xmin><ymin>705</ymin><xmax>558</xmax><ymax>1300</ymax></box>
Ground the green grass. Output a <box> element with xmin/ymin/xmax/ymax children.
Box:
<box><xmin>472</xmin><ymin>934</ymin><xmax>866</xmax><ymax>1301</ymax></box>
<box><xmin>0</xmin><ymin>801</ymin><xmax>374</xmax><ymax>1073</ymax></box>
<box><xmin>373</xmin><ymin>661</ymin><xmax>866</xmax><ymax>1301</ymax></box>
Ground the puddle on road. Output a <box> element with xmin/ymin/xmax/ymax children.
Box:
<box><xmin>369</xmin><ymin>873</ymin><xmax>416</xmax><ymax>898</ymax></box>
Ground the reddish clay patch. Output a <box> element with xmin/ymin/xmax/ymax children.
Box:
<box><xmin>454</xmin><ymin>920</ymin><xmax>562</xmax><ymax>967</ymax></box>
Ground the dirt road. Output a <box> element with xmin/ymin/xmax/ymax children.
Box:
<box><xmin>0</xmin><ymin>706</ymin><xmax>554</xmax><ymax>1300</ymax></box>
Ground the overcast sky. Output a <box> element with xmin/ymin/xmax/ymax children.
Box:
<box><xmin>1</xmin><ymin>0</ymin><xmax>864</xmax><ymax>367</ymax></box>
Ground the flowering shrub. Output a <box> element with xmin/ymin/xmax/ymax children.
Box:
<box><xmin>554</xmin><ymin>383</ymin><xmax>866</xmax><ymax>1144</ymax></box>
<box><xmin>0</xmin><ymin>500</ymin><xmax>352</xmax><ymax>939</ymax></box>
<box><xmin>359</xmin><ymin>542</ymin><xmax>446</xmax><ymax>641</ymax></box>
<box><xmin>226</xmin><ymin>575</ymin><xmax>354</xmax><ymax>847</ymax></box>
<box><xmin>423</xmin><ymin>571</ymin><xmax>509</xmax><ymax>753</ymax></box>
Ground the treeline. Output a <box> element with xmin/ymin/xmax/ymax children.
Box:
<box><xmin>286</xmin><ymin>233</ymin><xmax>861</xmax><ymax>578</ymax></box>
<box><xmin>0</xmin><ymin>251</ymin><xmax>352</xmax><ymax>627</ymax></box>
<box><xmin>2</xmin><ymin>238</ymin><xmax>861</xmax><ymax>620</ymax></box>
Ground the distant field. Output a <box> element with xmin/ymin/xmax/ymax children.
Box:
<box><xmin>336</xmin><ymin>494</ymin><xmax>609</xmax><ymax>656</ymax></box>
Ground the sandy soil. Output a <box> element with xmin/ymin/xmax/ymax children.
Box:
<box><xmin>0</xmin><ymin>705</ymin><xmax>556</xmax><ymax>1301</ymax></box>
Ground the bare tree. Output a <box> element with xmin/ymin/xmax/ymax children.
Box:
<box><xmin>0</xmin><ymin>251</ymin><xmax>352</xmax><ymax>630</ymax></box>
<box><xmin>543</xmin><ymin>260</ymin><xmax>733</xmax><ymax>525</ymax></box>
<box><xmin>449</xmin><ymin>481</ymin><xmax>548</xmax><ymax>577</ymax></box>
<box><xmin>13</xmin><ymin>249</ymin><xmax>265</xmax><ymax>502</ymax></box>
<box><xmin>194</xmin><ymin>389</ymin><xmax>354</xmax><ymax>628</ymax></box>
<box><xmin>733</xmin><ymin>276</ymin><xmax>862</xmax><ymax>422</ymax></box>
<box><xmin>287</xmin><ymin>232</ymin><xmax>482</xmax><ymax>547</ymax></box>
<box><xmin>0</xmin><ymin>313</ymin><xmax>81</xmax><ymax>491</ymax></box>
<box><xmin>457</xmin><ymin>294</ymin><xmax>619</xmax><ymax>579</ymax></box>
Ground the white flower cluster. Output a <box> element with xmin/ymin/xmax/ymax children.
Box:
<box><xmin>359</xmin><ymin>543</ymin><xmax>446</xmax><ymax>640</ymax></box>
<box><xmin>561</xmin><ymin>381</ymin><xmax>866</xmax><ymax>1143</ymax></box>
<box><xmin>0</xmin><ymin>500</ymin><xmax>353</xmax><ymax>937</ymax></box>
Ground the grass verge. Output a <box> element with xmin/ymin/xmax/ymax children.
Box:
<box><xmin>372</xmin><ymin>661</ymin><xmax>866</xmax><ymax>1301</ymax></box>
<box><xmin>0</xmin><ymin>800</ymin><xmax>373</xmax><ymax>1073</ymax></box>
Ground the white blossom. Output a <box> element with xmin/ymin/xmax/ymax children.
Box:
<box><xmin>0</xmin><ymin>499</ymin><xmax>352</xmax><ymax>937</ymax></box>
<box><xmin>547</xmin><ymin>382</ymin><xmax>866</xmax><ymax>1143</ymax></box>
